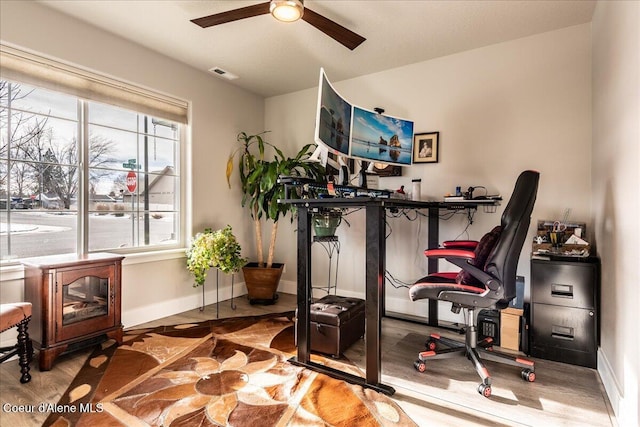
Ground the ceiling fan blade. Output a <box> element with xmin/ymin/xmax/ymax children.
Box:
<box><xmin>191</xmin><ymin>2</ymin><xmax>271</xmax><ymax>28</ymax></box>
<box><xmin>302</xmin><ymin>7</ymin><xmax>366</xmax><ymax>50</ymax></box>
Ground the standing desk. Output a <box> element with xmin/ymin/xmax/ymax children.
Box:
<box><xmin>282</xmin><ymin>197</ymin><xmax>497</xmax><ymax>395</ymax></box>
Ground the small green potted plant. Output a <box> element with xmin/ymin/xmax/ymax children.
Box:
<box><xmin>312</xmin><ymin>208</ymin><xmax>343</xmax><ymax>238</ymax></box>
<box><xmin>186</xmin><ymin>225</ymin><xmax>247</xmax><ymax>287</ymax></box>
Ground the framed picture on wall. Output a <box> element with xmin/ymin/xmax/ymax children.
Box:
<box><xmin>413</xmin><ymin>132</ymin><xmax>439</xmax><ymax>163</ymax></box>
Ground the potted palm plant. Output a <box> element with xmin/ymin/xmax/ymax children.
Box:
<box><xmin>226</xmin><ymin>131</ymin><xmax>325</xmax><ymax>304</ymax></box>
<box><xmin>186</xmin><ymin>225</ymin><xmax>247</xmax><ymax>287</ymax></box>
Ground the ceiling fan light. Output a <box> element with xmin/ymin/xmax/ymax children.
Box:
<box><xmin>270</xmin><ymin>0</ymin><xmax>304</xmax><ymax>22</ymax></box>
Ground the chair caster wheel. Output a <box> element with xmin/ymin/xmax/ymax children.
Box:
<box><xmin>521</xmin><ymin>368</ymin><xmax>536</xmax><ymax>382</ymax></box>
<box><xmin>414</xmin><ymin>359</ymin><xmax>426</xmax><ymax>373</ymax></box>
<box><xmin>425</xmin><ymin>338</ymin><xmax>437</xmax><ymax>351</ymax></box>
<box><xmin>478</xmin><ymin>383</ymin><xmax>491</xmax><ymax>398</ymax></box>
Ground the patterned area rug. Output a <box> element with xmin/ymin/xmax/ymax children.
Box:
<box><xmin>44</xmin><ymin>312</ymin><xmax>417</xmax><ymax>426</ymax></box>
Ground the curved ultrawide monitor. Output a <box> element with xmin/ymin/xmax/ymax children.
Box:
<box><xmin>314</xmin><ymin>68</ymin><xmax>414</xmax><ymax>167</ymax></box>
<box><xmin>314</xmin><ymin>68</ymin><xmax>351</xmax><ymax>156</ymax></box>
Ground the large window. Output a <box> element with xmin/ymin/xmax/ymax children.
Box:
<box><xmin>1</xmin><ymin>80</ymin><xmax>182</xmax><ymax>260</ymax></box>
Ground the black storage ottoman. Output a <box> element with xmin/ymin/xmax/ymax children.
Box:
<box><xmin>304</xmin><ymin>295</ymin><xmax>365</xmax><ymax>358</ymax></box>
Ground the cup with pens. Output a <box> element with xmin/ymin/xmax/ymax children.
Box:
<box><xmin>549</xmin><ymin>221</ymin><xmax>567</xmax><ymax>248</ymax></box>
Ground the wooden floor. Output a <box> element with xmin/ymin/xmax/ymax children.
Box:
<box><xmin>0</xmin><ymin>293</ymin><xmax>617</xmax><ymax>427</ymax></box>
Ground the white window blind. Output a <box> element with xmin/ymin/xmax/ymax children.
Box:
<box><xmin>0</xmin><ymin>43</ymin><xmax>188</xmax><ymax>124</ymax></box>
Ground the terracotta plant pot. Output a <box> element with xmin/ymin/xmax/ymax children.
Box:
<box><xmin>242</xmin><ymin>262</ymin><xmax>284</xmax><ymax>304</ymax></box>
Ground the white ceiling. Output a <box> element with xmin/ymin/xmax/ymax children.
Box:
<box><xmin>38</xmin><ymin>0</ymin><xmax>596</xmax><ymax>98</ymax></box>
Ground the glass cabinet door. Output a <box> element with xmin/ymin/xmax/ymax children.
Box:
<box><xmin>56</xmin><ymin>264</ymin><xmax>116</xmax><ymax>342</ymax></box>
<box><xmin>62</xmin><ymin>276</ymin><xmax>109</xmax><ymax>325</ymax></box>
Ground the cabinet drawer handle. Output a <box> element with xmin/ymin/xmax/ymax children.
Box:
<box><xmin>551</xmin><ymin>325</ymin><xmax>574</xmax><ymax>340</ymax></box>
<box><xmin>551</xmin><ymin>283</ymin><xmax>573</xmax><ymax>298</ymax></box>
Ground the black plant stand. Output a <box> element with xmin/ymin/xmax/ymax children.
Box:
<box><xmin>200</xmin><ymin>270</ymin><xmax>237</xmax><ymax>317</ymax></box>
<box><xmin>312</xmin><ymin>235</ymin><xmax>340</xmax><ymax>295</ymax></box>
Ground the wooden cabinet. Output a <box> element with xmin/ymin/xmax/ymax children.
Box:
<box><xmin>23</xmin><ymin>253</ymin><xmax>124</xmax><ymax>370</ymax></box>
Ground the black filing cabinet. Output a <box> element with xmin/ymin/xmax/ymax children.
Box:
<box><xmin>530</xmin><ymin>257</ymin><xmax>600</xmax><ymax>368</ymax></box>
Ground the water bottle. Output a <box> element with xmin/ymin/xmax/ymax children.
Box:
<box><xmin>411</xmin><ymin>179</ymin><xmax>422</xmax><ymax>201</ymax></box>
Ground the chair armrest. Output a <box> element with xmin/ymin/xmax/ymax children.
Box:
<box><xmin>424</xmin><ymin>248</ymin><xmax>476</xmax><ymax>260</ymax></box>
<box><xmin>442</xmin><ymin>240</ymin><xmax>478</xmax><ymax>250</ymax></box>
<box><xmin>448</xmin><ymin>258</ymin><xmax>501</xmax><ymax>291</ymax></box>
<box><xmin>424</xmin><ymin>248</ymin><xmax>499</xmax><ymax>291</ymax></box>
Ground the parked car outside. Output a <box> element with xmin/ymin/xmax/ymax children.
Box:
<box><xmin>0</xmin><ymin>197</ymin><xmax>35</xmax><ymax>209</ymax></box>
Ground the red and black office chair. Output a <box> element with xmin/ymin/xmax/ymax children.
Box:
<box><xmin>409</xmin><ymin>170</ymin><xmax>539</xmax><ymax>397</ymax></box>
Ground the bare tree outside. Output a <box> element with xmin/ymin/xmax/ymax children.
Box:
<box><xmin>0</xmin><ymin>82</ymin><xmax>49</xmax><ymax>198</ymax></box>
<box><xmin>2</xmin><ymin>79</ymin><xmax>180</xmax><ymax>259</ymax></box>
<box><xmin>2</xmin><ymin>82</ymin><xmax>115</xmax><ymax>208</ymax></box>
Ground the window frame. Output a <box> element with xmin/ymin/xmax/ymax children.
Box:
<box><xmin>1</xmin><ymin>79</ymin><xmax>188</xmax><ymax>263</ymax></box>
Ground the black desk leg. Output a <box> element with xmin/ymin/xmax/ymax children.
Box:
<box><xmin>427</xmin><ymin>206</ymin><xmax>439</xmax><ymax>326</ymax></box>
<box><xmin>364</xmin><ymin>205</ymin><xmax>394</xmax><ymax>394</ymax></box>
<box><xmin>295</xmin><ymin>206</ymin><xmax>311</xmax><ymax>363</ymax></box>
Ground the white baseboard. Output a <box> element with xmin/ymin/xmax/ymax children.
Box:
<box><xmin>598</xmin><ymin>347</ymin><xmax>621</xmax><ymax>420</ymax></box>
<box><xmin>279</xmin><ymin>279</ymin><xmax>366</xmax><ymax>300</ymax></box>
<box><xmin>278</xmin><ymin>279</ymin><xmax>298</xmax><ymax>296</ymax></box>
<box><xmin>124</xmin><ymin>281</ymin><xmax>247</xmax><ymax>328</ymax></box>
<box><xmin>598</xmin><ymin>347</ymin><xmax>640</xmax><ymax>427</ymax></box>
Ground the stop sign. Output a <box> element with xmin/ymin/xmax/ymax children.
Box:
<box><xmin>126</xmin><ymin>171</ymin><xmax>137</xmax><ymax>193</ymax></box>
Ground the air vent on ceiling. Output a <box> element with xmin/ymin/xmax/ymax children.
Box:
<box><xmin>208</xmin><ymin>67</ymin><xmax>239</xmax><ymax>80</ymax></box>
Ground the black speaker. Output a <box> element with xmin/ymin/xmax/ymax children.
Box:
<box><xmin>477</xmin><ymin>309</ymin><xmax>500</xmax><ymax>346</ymax></box>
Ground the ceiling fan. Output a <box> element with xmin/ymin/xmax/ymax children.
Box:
<box><xmin>191</xmin><ymin>0</ymin><xmax>366</xmax><ymax>50</ymax></box>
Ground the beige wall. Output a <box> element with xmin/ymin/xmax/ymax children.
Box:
<box><xmin>592</xmin><ymin>2</ymin><xmax>640</xmax><ymax>425</ymax></box>
<box><xmin>0</xmin><ymin>1</ymin><xmax>264</xmax><ymax>328</ymax></box>
<box><xmin>266</xmin><ymin>24</ymin><xmax>592</xmax><ymax>322</ymax></box>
